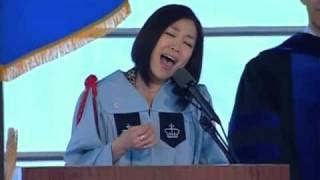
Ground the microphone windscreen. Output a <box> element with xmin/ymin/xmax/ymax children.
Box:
<box><xmin>172</xmin><ymin>68</ymin><xmax>196</xmax><ymax>89</ymax></box>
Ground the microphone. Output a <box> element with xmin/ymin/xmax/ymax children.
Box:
<box><xmin>172</xmin><ymin>68</ymin><xmax>239</xmax><ymax>163</ymax></box>
<box><xmin>172</xmin><ymin>68</ymin><xmax>221</xmax><ymax>125</ymax></box>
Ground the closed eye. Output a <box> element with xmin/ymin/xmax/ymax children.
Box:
<box><xmin>164</xmin><ymin>31</ymin><xmax>176</xmax><ymax>37</ymax></box>
<box><xmin>184</xmin><ymin>41</ymin><xmax>193</xmax><ymax>48</ymax></box>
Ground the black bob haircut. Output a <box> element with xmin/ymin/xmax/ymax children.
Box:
<box><xmin>131</xmin><ymin>4</ymin><xmax>204</xmax><ymax>85</ymax></box>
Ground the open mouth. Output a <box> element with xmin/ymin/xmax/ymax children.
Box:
<box><xmin>160</xmin><ymin>54</ymin><xmax>177</xmax><ymax>67</ymax></box>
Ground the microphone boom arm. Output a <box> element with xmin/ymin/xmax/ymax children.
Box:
<box><xmin>172</xmin><ymin>68</ymin><xmax>238</xmax><ymax>163</ymax></box>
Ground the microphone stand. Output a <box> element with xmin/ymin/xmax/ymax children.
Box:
<box><xmin>199</xmin><ymin>113</ymin><xmax>238</xmax><ymax>163</ymax></box>
<box><xmin>185</xmin><ymin>96</ymin><xmax>238</xmax><ymax>164</ymax></box>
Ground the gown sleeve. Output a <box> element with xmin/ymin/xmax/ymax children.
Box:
<box><xmin>64</xmin><ymin>88</ymin><xmax>113</xmax><ymax>166</ymax></box>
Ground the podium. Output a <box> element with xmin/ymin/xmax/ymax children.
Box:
<box><xmin>14</xmin><ymin>165</ymin><xmax>289</xmax><ymax>180</ymax></box>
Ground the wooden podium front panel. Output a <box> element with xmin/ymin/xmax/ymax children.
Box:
<box><xmin>16</xmin><ymin>165</ymin><xmax>289</xmax><ymax>180</ymax></box>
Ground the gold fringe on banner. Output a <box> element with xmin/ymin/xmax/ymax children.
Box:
<box><xmin>0</xmin><ymin>0</ymin><xmax>131</xmax><ymax>81</ymax></box>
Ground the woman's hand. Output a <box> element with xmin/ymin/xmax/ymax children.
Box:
<box><xmin>111</xmin><ymin>124</ymin><xmax>157</xmax><ymax>162</ymax></box>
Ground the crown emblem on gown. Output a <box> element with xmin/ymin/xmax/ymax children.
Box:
<box><xmin>165</xmin><ymin>123</ymin><xmax>180</xmax><ymax>138</ymax></box>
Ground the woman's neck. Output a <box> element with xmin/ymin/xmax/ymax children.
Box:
<box><xmin>135</xmin><ymin>73</ymin><xmax>162</xmax><ymax>106</ymax></box>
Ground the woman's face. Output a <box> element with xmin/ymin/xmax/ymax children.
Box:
<box><xmin>149</xmin><ymin>18</ymin><xmax>197</xmax><ymax>84</ymax></box>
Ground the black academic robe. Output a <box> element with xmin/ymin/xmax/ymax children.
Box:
<box><xmin>228</xmin><ymin>33</ymin><xmax>320</xmax><ymax>180</ymax></box>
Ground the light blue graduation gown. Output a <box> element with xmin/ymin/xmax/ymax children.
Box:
<box><xmin>64</xmin><ymin>70</ymin><xmax>228</xmax><ymax>165</ymax></box>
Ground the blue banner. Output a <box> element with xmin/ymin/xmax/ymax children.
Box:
<box><xmin>0</xmin><ymin>0</ymin><xmax>130</xmax><ymax>81</ymax></box>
